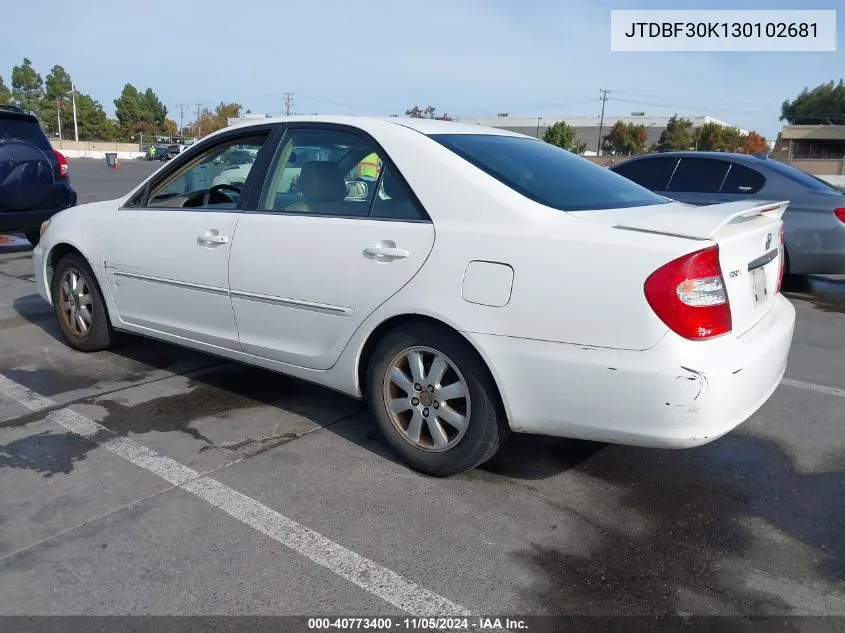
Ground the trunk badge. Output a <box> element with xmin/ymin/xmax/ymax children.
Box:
<box><xmin>765</xmin><ymin>233</ymin><xmax>772</xmax><ymax>250</ymax></box>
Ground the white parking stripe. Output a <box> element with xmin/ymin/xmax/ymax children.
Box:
<box><xmin>781</xmin><ymin>378</ymin><xmax>845</xmax><ymax>398</ymax></box>
<box><xmin>0</xmin><ymin>374</ymin><xmax>54</xmax><ymax>412</ymax></box>
<box><xmin>0</xmin><ymin>374</ymin><xmax>472</xmax><ymax>616</ymax></box>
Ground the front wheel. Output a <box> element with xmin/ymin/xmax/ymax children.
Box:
<box><xmin>51</xmin><ymin>253</ymin><xmax>114</xmax><ymax>352</ymax></box>
<box><xmin>366</xmin><ymin>323</ymin><xmax>509</xmax><ymax>477</ymax></box>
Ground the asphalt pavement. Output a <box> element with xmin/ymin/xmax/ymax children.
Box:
<box><xmin>0</xmin><ymin>158</ymin><xmax>844</xmax><ymax>623</ymax></box>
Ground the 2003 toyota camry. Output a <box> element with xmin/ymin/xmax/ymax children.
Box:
<box><xmin>33</xmin><ymin>116</ymin><xmax>796</xmax><ymax>476</ymax></box>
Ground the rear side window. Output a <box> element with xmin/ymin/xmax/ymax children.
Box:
<box><xmin>612</xmin><ymin>156</ymin><xmax>676</xmax><ymax>191</ymax></box>
<box><xmin>720</xmin><ymin>164</ymin><xmax>766</xmax><ymax>194</ymax></box>
<box><xmin>430</xmin><ymin>134</ymin><xmax>667</xmax><ymax>211</ymax></box>
<box><xmin>667</xmin><ymin>157</ymin><xmax>730</xmax><ymax>193</ymax></box>
<box><xmin>0</xmin><ymin>116</ymin><xmax>52</xmax><ymax>151</ymax></box>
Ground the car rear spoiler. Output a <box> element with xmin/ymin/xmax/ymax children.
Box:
<box><xmin>615</xmin><ymin>200</ymin><xmax>790</xmax><ymax>241</ymax></box>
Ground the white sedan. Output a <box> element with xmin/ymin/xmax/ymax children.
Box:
<box><xmin>33</xmin><ymin>116</ymin><xmax>796</xmax><ymax>476</ymax></box>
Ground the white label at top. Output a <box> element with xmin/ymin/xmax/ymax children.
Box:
<box><xmin>610</xmin><ymin>10</ymin><xmax>836</xmax><ymax>52</ymax></box>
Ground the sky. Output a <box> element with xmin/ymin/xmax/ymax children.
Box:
<box><xmin>1</xmin><ymin>0</ymin><xmax>842</xmax><ymax>139</ymax></box>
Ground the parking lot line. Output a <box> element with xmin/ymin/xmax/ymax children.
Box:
<box><xmin>0</xmin><ymin>372</ymin><xmax>472</xmax><ymax>617</ymax></box>
<box><xmin>780</xmin><ymin>378</ymin><xmax>845</xmax><ymax>398</ymax></box>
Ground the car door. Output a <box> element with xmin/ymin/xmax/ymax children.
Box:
<box><xmin>662</xmin><ymin>156</ymin><xmax>732</xmax><ymax>205</ymax></box>
<box><xmin>228</xmin><ymin>124</ymin><xmax>435</xmax><ymax>370</ymax></box>
<box><xmin>103</xmin><ymin>127</ymin><xmax>275</xmax><ymax>348</ymax></box>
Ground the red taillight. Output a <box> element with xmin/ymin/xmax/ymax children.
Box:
<box><xmin>53</xmin><ymin>150</ymin><xmax>68</xmax><ymax>177</ymax></box>
<box><xmin>644</xmin><ymin>245</ymin><xmax>732</xmax><ymax>340</ymax></box>
<box><xmin>776</xmin><ymin>223</ymin><xmax>785</xmax><ymax>294</ymax></box>
<box><xmin>834</xmin><ymin>207</ymin><xmax>845</xmax><ymax>224</ymax></box>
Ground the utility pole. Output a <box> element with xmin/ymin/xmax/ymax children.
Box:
<box><xmin>56</xmin><ymin>98</ymin><xmax>62</xmax><ymax>146</ymax></box>
<box><xmin>283</xmin><ymin>92</ymin><xmax>294</xmax><ymax>116</ymax></box>
<box><xmin>194</xmin><ymin>103</ymin><xmax>206</xmax><ymax>137</ymax></box>
<box><xmin>70</xmin><ymin>82</ymin><xmax>79</xmax><ymax>142</ymax></box>
<box><xmin>176</xmin><ymin>103</ymin><xmax>188</xmax><ymax>136</ymax></box>
<box><xmin>596</xmin><ymin>88</ymin><xmax>611</xmax><ymax>156</ymax></box>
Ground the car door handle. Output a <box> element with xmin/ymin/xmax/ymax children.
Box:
<box><xmin>363</xmin><ymin>245</ymin><xmax>409</xmax><ymax>260</ymax></box>
<box><xmin>197</xmin><ymin>232</ymin><xmax>229</xmax><ymax>246</ymax></box>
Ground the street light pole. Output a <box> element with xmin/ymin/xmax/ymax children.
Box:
<box><xmin>536</xmin><ymin>117</ymin><xmax>541</xmax><ymax>139</ymax></box>
<box><xmin>70</xmin><ymin>82</ymin><xmax>79</xmax><ymax>142</ymax></box>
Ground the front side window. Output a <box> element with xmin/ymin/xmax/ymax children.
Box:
<box><xmin>612</xmin><ymin>156</ymin><xmax>677</xmax><ymax>191</ymax></box>
<box><xmin>260</xmin><ymin>128</ymin><xmax>385</xmax><ymax>216</ymax></box>
<box><xmin>430</xmin><ymin>134</ymin><xmax>668</xmax><ymax>211</ymax></box>
<box><xmin>144</xmin><ymin>133</ymin><xmax>269</xmax><ymax>210</ymax></box>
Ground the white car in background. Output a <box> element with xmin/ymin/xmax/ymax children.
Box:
<box><xmin>33</xmin><ymin>116</ymin><xmax>795</xmax><ymax>476</ymax></box>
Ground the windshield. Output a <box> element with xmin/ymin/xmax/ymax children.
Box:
<box><xmin>764</xmin><ymin>159</ymin><xmax>842</xmax><ymax>193</ymax></box>
<box><xmin>430</xmin><ymin>134</ymin><xmax>668</xmax><ymax>211</ymax></box>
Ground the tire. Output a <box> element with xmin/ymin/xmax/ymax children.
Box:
<box><xmin>366</xmin><ymin>322</ymin><xmax>509</xmax><ymax>477</ymax></box>
<box><xmin>24</xmin><ymin>230</ymin><xmax>40</xmax><ymax>247</ymax></box>
<box><xmin>50</xmin><ymin>253</ymin><xmax>114</xmax><ymax>352</ymax></box>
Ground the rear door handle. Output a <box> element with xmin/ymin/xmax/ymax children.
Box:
<box><xmin>364</xmin><ymin>245</ymin><xmax>409</xmax><ymax>260</ymax></box>
<box><xmin>197</xmin><ymin>231</ymin><xmax>229</xmax><ymax>246</ymax></box>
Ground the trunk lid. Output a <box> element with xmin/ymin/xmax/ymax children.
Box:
<box><xmin>569</xmin><ymin>199</ymin><xmax>789</xmax><ymax>337</ymax></box>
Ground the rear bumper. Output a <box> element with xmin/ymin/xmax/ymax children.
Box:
<box><xmin>465</xmin><ymin>294</ymin><xmax>796</xmax><ymax>448</ymax></box>
<box><xmin>0</xmin><ymin>186</ymin><xmax>77</xmax><ymax>232</ymax></box>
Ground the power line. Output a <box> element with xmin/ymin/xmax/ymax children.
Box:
<box><xmin>597</xmin><ymin>89</ymin><xmax>611</xmax><ymax>156</ymax></box>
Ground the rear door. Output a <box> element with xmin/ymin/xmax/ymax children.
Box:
<box><xmin>228</xmin><ymin>124</ymin><xmax>435</xmax><ymax>370</ymax></box>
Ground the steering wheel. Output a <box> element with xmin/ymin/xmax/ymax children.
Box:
<box><xmin>202</xmin><ymin>183</ymin><xmax>242</xmax><ymax>207</ymax></box>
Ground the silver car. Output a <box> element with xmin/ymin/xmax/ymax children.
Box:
<box><xmin>610</xmin><ymin>151</ymin><xmax>845</xmax><ymax>275</ymax></box>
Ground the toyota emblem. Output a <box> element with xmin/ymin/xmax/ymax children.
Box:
<box><xmin>765</xmin><ymin>233</ymin><xmax>772</xmax><ymax>250</ymax></box>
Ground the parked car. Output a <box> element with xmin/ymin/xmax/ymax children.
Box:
<box><xmin>0</xmin><ymin>104</ymin><xmax>76</xmax><ymax>246</ymax></box>
<box><xmin>33</xmin><ymin>116</ymin><xmax>795</xmax><ymax>476</ymax></box>
<box><xmin>610</xmin><ymin>151</ymin><xmax>845</xmax><ymax>275</ymax></box>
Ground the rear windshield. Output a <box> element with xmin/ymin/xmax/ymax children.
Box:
<box><xmin>430</xmin><ymin>134</ymin><xmax>668</xmax><ymax>211</ymax></box>
<box><xmin>763</xmin><ymin>159</ymin><xmax>841</xmax><ymax>193</ymax></box>
<box><xmin>0</xmin><ymin>115</ymin><xmax>51</xmax><ymax>151</ymax></box>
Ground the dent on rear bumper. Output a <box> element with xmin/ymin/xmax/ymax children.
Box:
<box><xmin>465</xmin><ymin>295</ymin><xmax>796</xmax><ymax>448</ymax></box>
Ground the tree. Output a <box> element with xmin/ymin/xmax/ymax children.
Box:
<box><xmin>39</xmin><ymin>65</ymin><xmax>74</xmax><ymax>138</ymax></box>
<box><xmin>740</xmin><ymin>130</ymin><xmax>768</xmax><ymax>154</ymax></box>
<box><xmin>693</xmin><ymin>122</ymin><xmax>744</xmax><ymax>152</ymax></box>
<box><xmin>113</xmin><ymin>83</ymin><xmax>171</xmax><ymax>140</ymax></box>
<box><xmin>543</xmin><ymin>121</ymin><xmax>576</xmax><ymax>150</ymax></box>
<box><xmin>602</xmin><ymin>121</ymin><xmax>647</xmax><ymax>155</ymax></box>
<box><xmin>0</xmin><ymin>75</ymin><xmax>12</xmax><ymax>105</ymax></box>
<box><xmin>655</xmin><ymin>115</ymin><xmax>693</xmax><ymax>152</ymax></box>
<box><xmin>405</xmin><ymin>105</ymin><xmax>452</xmax><ymax>120</ymax></box>
<box><xmin>781</xmin><ymin>80</ymin><xmax>845</xmax><ymax>125</ymax></box>
<box><xmin>184</xmin><ymin>102</ymin><xmax>242</xmax><ymax>137</ymax></box>
<box><xmin>573</xmin><ymin>139</ymin><xmax>587</xmax><ymax>154</ymax></box>
<box><xmin>10</xmin><ymin>58</ymin><xmax>44</xmax><ymax>117</ymax></box>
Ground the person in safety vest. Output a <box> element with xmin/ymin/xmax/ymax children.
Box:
<box><xmin>356</xmin><ymin>153</ymin><xmax>381</xmax><ymax>179</ymax></box>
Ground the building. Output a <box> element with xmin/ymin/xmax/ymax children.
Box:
<box><xmin>226</xmin><ymin>112</ymin><xmax>747</xmax><ymax>156</ymax></box>
<box><xmin>454</xmin><ymin>114</ymin><xmax>746</xmax><ymax>155</ymax></box>
<box><xmin>770</xmin><ymin>125</ymin><xmax>845</xmax><ymax>176</ymax></box>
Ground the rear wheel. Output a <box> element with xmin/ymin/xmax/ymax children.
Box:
<box><xmin>51</xmin><ymin>253</ymin><xmax>114</xmax><ymax>352</ymax></box>
<box><xmin>366</xmin><ymin>323</ymin><xmax>509</xmax><ymax>477</ymax></box>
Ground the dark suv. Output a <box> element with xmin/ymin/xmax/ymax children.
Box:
<box><xmin>0</xmin><ymin>104</ymin><xmax>76</xmax><ymax>246</ymax></box>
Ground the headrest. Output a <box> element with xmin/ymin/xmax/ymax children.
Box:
<box><xmin>298</xmin><ymin>161</ymin><xmax>347</xmax><ymax>201</ymax></box>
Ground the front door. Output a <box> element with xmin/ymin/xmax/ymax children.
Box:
<box><xmin>103</xmin><ymin>129</ymin><xmax>274</xmax><ymax>349</ymax></box>
<box><xmin>228</xmin><ymin>125</ymin><xmax>435</xmax><ymax>370</ymax></box>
